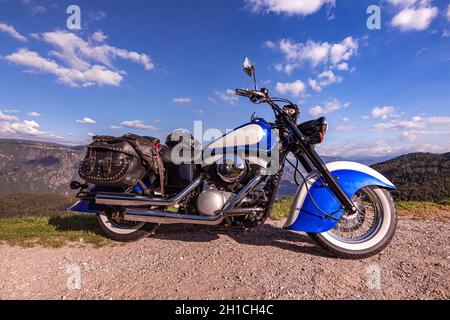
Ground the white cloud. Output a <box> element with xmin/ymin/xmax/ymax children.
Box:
<box><xmin>268</xmin><ymin>37</ymin><xmax>358</xmax><ymax>74</ymax></box>
<box><xmin>121</xmin><ymin>120</ymin><xmax>157</xmax><ymax>131</ymax></box>
<box><xmin>172</xmin><ymin>97</ymin><xmax>192</xmax><ymax>104</ymax></box>
<box><xmin>308</xmin><ymin>79</ymin><xmax>322</xmax><ymax>92</ymax></box>
<box><xmin>372</xmin><ymin>116</ymin><xmax>425</xmax><ymax>130</ymax></box>
<box><xmin>329</xmin><ymin>37</ymin><xmax>359</xmax><ymax>65</ymax></box>
<box><xmin>109</xmin><ymin>125</ymin><xmax>121</xmax><ymax>129</ymax></box>
<box><xmin>372</xmin><ymin>116</ymin><xmax>450</xmax><ymax>132</ymax></box>
<box><xmin>76</xmin><ymin>117</ymin><xmax>96</xmax><ymax>124</ymax></box>
<box><xmin>0</xmin><ymin>120</ymin><xmax>48</xmax><ymax>137</ymax></box>
<box><xmin>318</xmin><ymin>136</ymin><xmax>450</xmax><ymax>158</ymax></box>
<box><xmin>27</xmin><ymin>111</ymin><xmax>41</xmax><ymax>117</ymax></box>
<box><xmin>264</xmin><ymin>40</ymin><xmax>277</xmax><ymax>49</ymax></box>
<box><xmin>275</xmin><ymin>80</ymin><xmax>306</xmax><ymax>97</ymax></box>
<box><xmin>0</xmin><ymin>111</ymin><xmax>19</xmax><ymax>122</ymax></box>
<box><xmin>336</xmin><ymin>62</ymin><xmax>349</xmax><ymax>71</ymax></box>
<box><xmin>388</xmin><ymin>0</ymin><xmax>422</xmax><ymax>7</ymax></box>
<box><xmin>246</xmin><ymin>0</ymin><xmax>335</xmax><ymax>17</ymax></box>
<box><xmin>4</xmin><ymin>30</ymin><xmax>155</xmax><ymax>88</ymax></box>
<box><xmin>402</xmin><ymin>129</ymin><xmax>450</xmax><ymax>142</ymax></box>
<box><xmin>215</xmin><ymin>89</ymin><xmax>239</xmax><ymax>105</ymax></box>
<box><xmin>309</xmin><ymin>99</ymin><xmax>350</xmax><ymax>116</ymax></box>
<box><xmin>3</xmin><ymin>109</ymin><xmax>19</xmax><ymax>113</ymax></box>
<box><xmin>308</xmin><ymin>69</ymin><xmax>343</xmax><ymax>92</ymax></box>
<box><xmin>0</xmin><ymin>23</ymin><xmax>27</xmax><ymax>42</ymax></box>
<box><xmin>391</xmin><ymin>5</ymin><xmax>438</xmax><ymax>31</ymax></box>
<box><xmin>280</xmin><ymin>39</ymin><xmax>330</xmax><ymax>67</ymax></box>
<box><xmin>274</xmin><ymin>62</ymin><xmax>298</xmax><ymax>75</ymax></box>
<box><xmin>0</xmin><ymin>111</ymin><xmax>56</xmax><ymax>139</ymax></box>
<box><xmin>319</xmin><ymin>112</ymin><xmax>450</xmax><ymax>157</ymax></box>
<box><xmin>427</xmin><ymin>116</ymin><xmax>450</xmax><ymax>125</ymax></box>
<box><xmin>447</xmin><ymin>4</ymin><xmax>450</xmax><ymax>21</ymax></box>
<box><xmin>41</xmin><ymin>30</ymin><xmax>154</xmax><ymax>71</ymax></box>
<box><xmin>371</xmin><ymin>106</ymin><xmax>396</xmax><ymax>119</ymax></box>
<box><xmin>91</xmin><ymin>31</ymin><xmax>107</xmax><ymax>43</ymax></box>
<box><xmin>6</xmin><ymin>49</ymin><xmax>124</xmax><ymax>87</ymax></box>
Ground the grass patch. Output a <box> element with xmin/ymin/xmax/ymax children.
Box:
<box><xmin>396</xmin><ymin>201</ymin><xmax>450</xmax><ymax>220</ymax></box>
<box><xmin>271</xmin><ymin>197</ymin><xmax>294</xmax><ymax>221</ymax></box>
<box><xmin>396</xmin><ymin>201</ymin><xmax>440</xmax><ymax>211</ymax></box>
<box><xmin>0</xmin><ymin>193</ymin><xmax>75</xmax><ymax>218</ymax></box>
<box><xmin>271</xmin><ymin>197</ymin><xmax>450</xmax><ymax>221</ymax></box>
<box><xmin>0</xmin><ymin>214</ymin><xmax>109</xmax><ymax>247</ymax></box>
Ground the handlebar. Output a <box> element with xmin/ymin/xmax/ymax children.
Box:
<box><xmin>235</xmin><ymin>88</ymin><xmax>269</xmax><ymax>106</ymax></box>
<box><xmin>235</xmin><ymin>87</ymin><xmax>300</xmax><ymax>121</ymax></box>
<box><xmin>235</xmin><ymin>88</ymin><xmax>266</xmax><ymax>99</ymax></box>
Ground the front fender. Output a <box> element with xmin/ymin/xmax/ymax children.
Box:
<box><xmin>283</xmin><ymin>161</ymin><xmax>396</xmax><ymax>233</ymax></box>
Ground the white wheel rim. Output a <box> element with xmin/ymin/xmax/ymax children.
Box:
<box><xmin>321</xmin><ymin>188</ymin><xmax>392</xmax><ymax>251</ymax></box>
<box><xmin>99</xmin><ymin>212</ymin><xmax>146</xmax><ymax>235</ymax></box>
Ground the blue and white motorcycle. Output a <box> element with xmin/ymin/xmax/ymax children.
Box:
<box><xmin>70</xmin><ymin>57</ymin><xmax>397</xmax><ymax>259</ymax></box>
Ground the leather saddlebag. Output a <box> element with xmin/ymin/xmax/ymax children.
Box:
<box><xmin>79</xmin><ymin>136</ymin><xmax>146</xmax><ymax>189</ymax></box>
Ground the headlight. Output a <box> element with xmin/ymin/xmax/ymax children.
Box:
<box><xmin>298</xmin><ymin>116</ymin><xmax>328</xmax><ymax>144</ymax></box>
<box><xmin>317</xmin><ymin>120</ymin><xmax>328</xmax><ymax>144</ymax></box>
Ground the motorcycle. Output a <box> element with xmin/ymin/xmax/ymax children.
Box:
<box><xmin>70</xmin><ymin>57</ymin><xmax>397</xmax><ymax>259</ymax></box>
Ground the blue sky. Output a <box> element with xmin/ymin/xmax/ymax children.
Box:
<box><xmin>0</xmin><ymin>0</ymin><xmax>449</xmax><ymax>157</ymax></box>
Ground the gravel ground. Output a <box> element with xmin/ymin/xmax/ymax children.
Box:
<box><xmin>0</xmin><ymin>216</ymin><xmax>448</xmax><ymax>300</ymax></box>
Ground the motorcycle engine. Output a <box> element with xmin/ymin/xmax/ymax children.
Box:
<box><xmin>198</xmin><ymin>155</ymin><xmax>263</xmax><ymax>216</ymax></box>
<box><xmin>196</xmin><ymin>189</ymin><xmax>234</xmax><ymax>216</ymax></box>
<box><xmin>216</xmin><ymin>155</ymin><xmax>247</xmax><ymax>183</ymax></box>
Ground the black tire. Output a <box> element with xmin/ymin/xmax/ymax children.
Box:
<box><xmin>97</xmin><ymin>211</ymin><xmax>159</xmax><ymax>242</ymax></box>
<box><xmin>308</xmin><ymin>186</ymin><xmax>397</xmax><ymax>259</ymax></box>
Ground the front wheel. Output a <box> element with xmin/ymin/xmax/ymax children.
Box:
<box><xmin>308</xmin><ymin>186</ymin><xmax>397</xmax><ymax>259</ymax></box>
<box><xmin>97</xmin><ymin>209</ymin><xmax>159</xmax><ymax>242</ymax></box>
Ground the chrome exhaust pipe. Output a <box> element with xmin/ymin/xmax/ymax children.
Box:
<box><xmin>95</xmin><ymin>176</ymin><xmax>203</xmax><ymax>207</ymax></box>
<box><xmin>124</xmin><ymin>210</ymin><xmax>224</xmax><ymax>225</ymax></box>
<box><xmin>123</xmin><ymin>207</ymin><xmax>263</xmax><ymax>225</ymax></box>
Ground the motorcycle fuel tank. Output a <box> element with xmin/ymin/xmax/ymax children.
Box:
<box><xmin>202</xmin><ymin>118</ymin><xmax>278</xmax><ymax>168</ymax></box>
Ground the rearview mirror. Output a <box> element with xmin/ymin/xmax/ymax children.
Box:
<box><xmin>242</xmin><ymin>57</ymin><xmax>257</xmax><ymax>89</ymax></box>
<box><xmin>242</xmin><ymin>57</ymin><xmax>254</xmax><ymax>77</ymax></box>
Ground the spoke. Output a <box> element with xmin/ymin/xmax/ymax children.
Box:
<box><xmin>331</xmin><ymin>187</ymin><xmax>381</xmax><ymax>242</ymax></box>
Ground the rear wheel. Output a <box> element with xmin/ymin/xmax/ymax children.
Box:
<box><xmin>308</xmin><ymin>186</ymin><xmax>397</xmax><ymax>259</ymax></box>
<box><xmin>97</xmin><ymin>209</ymin><xmax>159</xmax><ymax>242</ymax></box>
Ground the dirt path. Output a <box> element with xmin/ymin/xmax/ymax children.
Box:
<box><xmin>0</xmin><ymin>217</ymin><xmax>448</xmax><ymax>300</ymax></box>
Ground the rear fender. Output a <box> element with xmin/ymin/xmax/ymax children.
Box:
<box><xmin>283</xmin><ymin>161</ymin><xmax>396</xmax><ymax>233</ymax></box>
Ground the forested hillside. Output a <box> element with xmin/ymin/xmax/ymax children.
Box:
<box><xmin>372</xmin><ymin>153</ymin><xmax>450</xmax><ymax>202</ymax></box>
